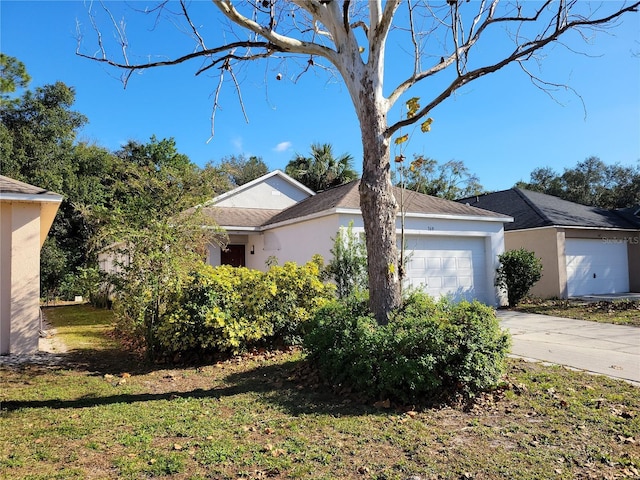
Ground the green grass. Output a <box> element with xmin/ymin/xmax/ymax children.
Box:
<box><xmin>43</xmin><ymin>304</ymin><xmax>119</xmax><ymax>350</ymax></box>
<box><xmin>516</xmin><ymin>298</ymin><xmax>640</xmax><ymax>327</ymax></box>
<box><xmin>1</xmin><ymin>305</ymin><xmax>639</xmax><ymax>479</ymax></box>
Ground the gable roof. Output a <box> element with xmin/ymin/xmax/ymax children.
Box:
<box><xmin>266</xmin><ymin>180</ymin><xmax>511</xmax><ymax>227</ymax></box>
<box><xmin>0</xmin><ymin>175</ymin><xmax>63</xmax><ymax>203</ymax></box>
<box><xmin>206</xmin><ymin>169</ymin><xmax>315</xmax><ymax>206</ymax></box>
<box><xmin>458</xmin><ymin>188</ymin><xmax>640</xmax><ymax>231</ymax></box>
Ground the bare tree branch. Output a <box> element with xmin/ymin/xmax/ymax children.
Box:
<box><xmin>386</xmin><ymin>0</ymin><xmax>640</xmax><ymax>137</ymax></box>
<box><xmin>407</xmin><ymin>0</ymin><xmax>421</xmax><ymax>75</ymax></box>
<box><xmin>217</xmin><ymin>0</ymin><xmax>338</xmax><ymax>61</ymax></box>
<box><xmin>518</xmin><ymin>60</ymin><xmax>587</xmax><ymax>119</ymax></box>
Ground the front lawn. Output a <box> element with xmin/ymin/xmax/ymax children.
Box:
<box><xmin>1</xmin><ymin>305</ymin><xmax>638</xmax><ymax>479</ymax></box>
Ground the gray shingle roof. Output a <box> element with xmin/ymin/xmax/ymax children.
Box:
<box><xmin>199</xmin><ymin>180</ymin><xmax>511</xmax><ymax>230</ymax></box>
<box><xmin>0</xmin><ymin>175</ymin><xmax>63</xmax><ymax>199</ymax></box>
<box><xmin>268</xmin><ymin>180</ymin><xmax>507</xmax><ymax>226</ymax></box>
<box><xmin>201</xmin><ymin>207</ymin><xmax>282</xmax><ymax>228</ymax></box>
<box><xmin>458</xmin><ymin>188</ymin><xmax>640</xmax><ymax>231</ymax></box>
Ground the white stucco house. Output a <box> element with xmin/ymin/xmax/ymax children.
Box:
<box><xmin>201</xmin><ymin>170</ymin><xmax>512</xmax><ymax>306</ymax></box>
<box><xmin>1</xmin><ymin>175</ymin><xmax>62</xmax><ymax>355</ymax></box>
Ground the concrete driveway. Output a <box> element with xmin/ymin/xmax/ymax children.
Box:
<box><xmin>496</xmin><ymin>310</ymin><xmax>640</xmax><ymax>385</ymax></box>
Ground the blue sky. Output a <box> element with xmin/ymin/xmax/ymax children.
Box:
<box><xmin>2</xmin><ymin>1</ymin><xmax>639</xmax><ymax>192</ymax></box>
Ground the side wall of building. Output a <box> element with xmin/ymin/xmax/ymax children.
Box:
<box><xmin>0</xmin><ymin>201</ymin><xmax>42</xmax><ymax>355</ymax></box>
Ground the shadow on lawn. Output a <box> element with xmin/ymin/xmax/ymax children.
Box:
<box><xmin>1</xmin><ymin>358</ymin><xmax>374</xmax><ymax>417</ymax></box>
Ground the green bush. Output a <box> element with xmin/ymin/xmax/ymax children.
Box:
<box><xmin>156</xmin><ymin>258</ymin><xmax>334</xmax><ymax>358</ymax></box>
<box><xmin>325</xmin><ymin>222</ymin><xmax>368</xmax><ymax>298</ymax></box>
<box><xmin>304</xmin><ymin>292</ymin><xmax>511</xmax><ymax>403</ymax></box>
<box><xmin>263</xmin><ymin>255</ymin><xmax>334</xmax><ymax>345</ymax></box>
<box><xmin>495</xmin><ymin>248</ymin><xmax>543</xmax><ymax>307</ymax></box>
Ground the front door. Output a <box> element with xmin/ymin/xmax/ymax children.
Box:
<box><xmin>221</xmin><ymin>244</ymin><xmax>246</xmax><ymax>267</ymax></box>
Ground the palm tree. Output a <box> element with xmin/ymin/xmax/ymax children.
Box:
<box><xmin>285</xmin><ymin>143</ymin><xmax>357</xmax><ymax>192</ymax></box>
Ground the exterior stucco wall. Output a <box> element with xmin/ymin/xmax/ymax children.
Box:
<box><xmin>505</xmin><ymin>227</ymin><xmax>564</xmax><ymax>298</ymax></box>
<box><xmin>506</xmin><ymin>227</ymin><xmax>640</xmax><ymax>298</ymax></box>
<box><xmin>208</xmin><ymin>215</ymin><xmax>347</xmax><ymax>270</ymax></box>
<box><xmin>629</xmin><ymin>234</ymin><xmax>640</xmax><ymax>292</ymax></box>
<box><xmin>0</xmin><ymin>201</ymin><xmax>42</xmax><ymax>355</ymax></box>
<box><xmin>1</xmin><ymin>203</ymin><xmax>11</xmax><ymax>354</ymax></box>
<box><xmin>258</xmin><ymin>215</ymin><xmax>342</xmax><ymax>267</ymax></box>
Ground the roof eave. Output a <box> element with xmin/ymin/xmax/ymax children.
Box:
<box><xmin>0</xmin><ymin>193</ymin><xmax>63</xmax><ymax>203</ymax></box>
<box><xmin>217</xmin><ymin>226</ymin><xmax>263</xmax><ymax>232</ymax></box>
<box><xmin>401</xmin><ymin>211</ymin><xmax>513</xmax><ymax>223</ymax></box>
<box><xmin>507</xmin><ymin>225</ymin><xmax>640</xmax><ymax>233</ymax></box>
<box><xmin>264</xmin><ymin>207</ymin><xmax>513</xmax><ymax>230</ymax></box>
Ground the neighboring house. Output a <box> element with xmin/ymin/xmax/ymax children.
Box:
<box><xmin>0</xmin><ymin>175</ymin><xmax>62</xmax><ymax>355</ymax></box>
<box><xmin>202</xmin><ymin>170</ymin><xmax>512</xmax><ymax>306</ymax></box>
<box><xmin>459</xmin><ymin>188</ymin><xmax>640</xmax><ymax>298</ymax></box>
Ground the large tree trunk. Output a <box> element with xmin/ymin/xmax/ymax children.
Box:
<box><xmin>357</xmin><ymin>81</ymin><xmax>401</xmax><ymax>325</ymax></box>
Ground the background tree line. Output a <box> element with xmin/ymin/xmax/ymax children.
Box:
<box><xmin>516</xmin><ymin>157</ymin><xmax>640</xmax><ymax>210</ymax></box>
<box><xmin>1</xmin><ymin>55</ymin><xmax>234</xmax><ymax>299</ymax></box>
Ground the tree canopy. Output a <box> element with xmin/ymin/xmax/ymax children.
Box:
<box><xmin>218</xmin><ymin>154</ymin><xmax>268</xmax><ymax>187</ymax></box>
<box><xmin>285</xmin><ymin>143</ymin><xmax>358</xmax><ymax>192</ymax></box>
<box><xmin>395</xmin><ymin>157</ymin><xmax>484</xmax><ymax>200</ymax></box>
<box><xmin>0</xmin><ymin>53</ymin><xmax>31</xmax><ymax>106</ymax></box>
<box><xmin>0</xmin><ymin>57</ymin><xmax>229</xmax><ymax>298</ymax></box>
<box><xmin>517</xmin><ymin>157</ymin><xmax>640</xmax><ymax>209</ymax></box>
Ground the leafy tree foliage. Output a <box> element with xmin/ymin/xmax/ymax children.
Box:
<box><xmin>0</xmin><ymin>54</ymin><xmax>31</xmax><ymax>105</ymax></box>
<box><xmin>89</xmin><ymin>139</ymin><xmax>229</xmax><ymax>349</ymax></box>
<box><xmin>107</xmin><ymin>210</ymin><xmax>222</xmax><ymax>358</ymax></box>
<box><xmin>0</xmin><ymin>76</ymin><xmax>105</xmax><ymax>298</ymax></box>
<box><xmin>495</xmin><ymin>249</ymin><xmax>543</xmax><ymax>308</ymax></box>
<box><xmin>396</xmin><ymin>156</ymin><xmax>484</xmax><ymax>200</ymax></box>
<box><xmin>0</xmin><ymin>81</ymin><xmax>88</xmax><ymax>191</ymax></box>
<box><xmin>1</xmin><ymin>59</ymin><xmax>229</xmax><ymax>298</ymax></box>
<box><xmin>97</xmin><ymin>136</ymin><xmax>229</xmax><ymax>232</ymax></box>
<box><xmin>285</xmin><ymin>143</ymin><xmax>358</xmax><ymax>192</ymax></box>
<box><xmin>517</xmin><ymin>157</ymin><xmax>640</xmax><ymax>209</ymax></box>
<box><xmin>218</xmin><ymin>154</ymin><xmax>268</xmax><ymax>187</ymax></box>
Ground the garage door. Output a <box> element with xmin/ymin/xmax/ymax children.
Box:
<box><xmin>565</xmin><ymin>238</ymin><xmax>629</xmax><ymax>296</ymax></box>
<box><xmin>403</xmin><ymin>236</ymin><xmax>490</xmax><ymax>304</ymax></box>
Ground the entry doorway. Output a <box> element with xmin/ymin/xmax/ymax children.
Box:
<box><xmin>221</xmin><ymin>244</ymin><xmax>246</xmax><ymax>267</ymax></box>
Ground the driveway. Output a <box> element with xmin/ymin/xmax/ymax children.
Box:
<box><xmin>496</xmin><ymin>310</ymin><xmax>640</xmax><ymax>385</ymax></box>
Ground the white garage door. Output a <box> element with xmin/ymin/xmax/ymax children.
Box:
<box><xmin>403</xmin><ymin>236</ymin><xmax>490</xmax><ymax>304</ymax></box>
<box><xmin>565</xmin><ymin>238</ymin><xmax>629</xmax><ymax>296</ymax></box>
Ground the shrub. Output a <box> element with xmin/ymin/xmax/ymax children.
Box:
<box><xmin>263</xmin><ymin>255</ymin><xmax>334</xmax><ymax>345</ymax></box>
<box><xmin>156</xmin><ymin>265</ymin><xmax>268</xmax><ymax>357</ymax></box>
<box><xmin>495</xmin><ymin>248</ymin><xmax>543</xmax><ymax>307</ymax></box>
<box><xmin>304</xmin><ymin>292</ymin><xmax>511</xmax><ymax>403</ymax></box>
<box><xmin>156</xmin><ymin>259</ymin><xmax>334</xmax><ymax>358</ymax></box>
<box><xmin>58</xmin><ymin>266</ymin><xmax>112</xmax><ymax>307</ymax></box>
<box><xmin>325</xmin><ymin>222</ymin><xmax>368</xmax><ymax>298</ymax></box>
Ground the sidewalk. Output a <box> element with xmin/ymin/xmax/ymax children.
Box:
<box><xmin>496</xmin><ymin>310</ymin><xmax>640</xmax><ymax>385</ymax></box>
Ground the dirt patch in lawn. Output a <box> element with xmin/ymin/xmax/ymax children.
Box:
<box><xmin>516</xmin><ymin>298</ymin><xmax>640</xmax><ymax>327</ymax></box>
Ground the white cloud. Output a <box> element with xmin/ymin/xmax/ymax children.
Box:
<box><xmin>231</xmin><ymin>136</ymin><xmax>244</xmax><ymax>151</ymax></box>
<box><xmin>273</xmin><ymin>141</ymin><xmax>292</xmax><ymax>153</ymax></box>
